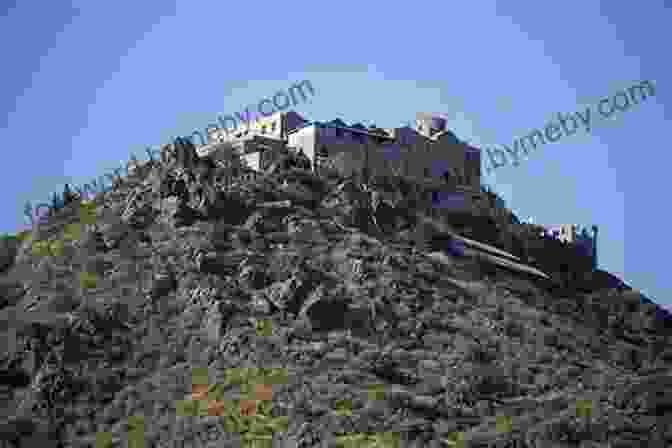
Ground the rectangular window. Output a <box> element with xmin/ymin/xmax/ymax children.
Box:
<box><xmin>335</xmin><ymin>128</ymin><xmax>343</xmax><ymax>138</ymax></box>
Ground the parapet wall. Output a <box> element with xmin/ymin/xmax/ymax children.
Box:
<box><xmin>524</xmin><ymin>224</ymin><xmax>598</xmax><ymax>278</ymax></box>
<box><xmin>540</xmin><ymin>224</ymin><xmax>597</xmax><ymax>270</ymax></box>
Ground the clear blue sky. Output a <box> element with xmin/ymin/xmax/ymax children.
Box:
<box><xmin>1</xmin><ymin>1</ymin><xmax>669</xmax><ymax>308</ymax></box>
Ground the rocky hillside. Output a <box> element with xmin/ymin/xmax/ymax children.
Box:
<box><xmin>0</xmin><ymin>148</ymin><xmax>671</xmax><ymax>447</ymax></box>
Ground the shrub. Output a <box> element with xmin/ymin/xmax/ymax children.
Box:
<box><xmin>78</xmin><ymin>271</ymin><xmax>99</xmax><ymax>290</ymax></box>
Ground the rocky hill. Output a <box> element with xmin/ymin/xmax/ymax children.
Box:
<box><xmin>0</xmin><ymin>147</ymin><xmax>671</xmax><ymax>447</ymax></box>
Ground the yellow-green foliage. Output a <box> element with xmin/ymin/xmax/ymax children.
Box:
<box><xmin>175</xmin><ymin>398</ymin><xmax>207</xmax><ymax>417</ymax></box>
<box><xmin>1</xmin><ymin>231</ymin><xmax>32</xmax><ymax>245</ymax></box>
<box><xmin>333</xmin><ymin>431</ymin><xmax>401</xmax><ymax>448</ymax></box>
<box><xmin>16</xmin><ymin>230</ymin><xmax>31</xmax><ymax>242</ymax></box>
<box><xmin>333</xmin><ymin>398</ymin><xmax>353</xmax><ymax>417</ymax></box>
<box><xmin>443</xmin><ymin>431</ymin><xmax>465</xmax><ymax>448</ymax></box>
<box><xmin>127</xmin><ymin>415</ymin><xmax>145</xmax><ymax>448</ymax></box>
<box><xmin>95</xmin><ymin>431</ymin><xmax>113</xmax><ymax>448</ymax></box>
<box><xmin>49</xmin><ymin>239</ymin><xmax>65</xmax><ymax>257</ymax></box>
<box><xmin>496</xmin><ymin>415</ymin><xmax>513</xmax><ymax>433</ymax></box>
<box><xmin>206</xmin><ymin>381</ymin><xmax>228</xmax><ymax>402</ymax></box>
<box><xmin>30</xmin><ymin>237</ymin><xmax>67</xmax><ymax>257</ymax></box>
<box><xmin>79</xmin><ymin>202</ymin><xmax>97</xmax><ymax>224</ymax></box>
<box><xmin>31</xmin><ymin>239</ymin><xmax>52</xmax><ymax>257</ymax></box>
<box><xmin>12</xmin><ymin>199</ymin><xmax>93</xmax><ymax>260</ymax></box>
<box><xmin>103</xmin><ymin>363</ymin><xmax>549</xmax><ymax>448</ymax></box>
<box><xmin>28</xmin><ymin>211</ymin><xmax>86</xmax><ymax>259</ymax></box>
<box><xmin>222</xmin><ymin>367</ymin><xmax>288</xmax><ymax>386</ymax></box>
<box><xmin>240</xmin><ymin>434</ymin><xmax>274</xmax><ymax>448</ymax></box>
<box><xmin>262</xmin><ymin>368</ymin><xmax>289</xmax><ymax>385</ymax></box>
<box><xmin>176</xmin><ymin>396</ymin><xmax>289</xmax><ymax>432</ymax></box>
<box><xmin>192</xmin><ymin>367</ymin><xmax>209</xmax><ymax>386</ymax></box>
<box><xmin>367</xmin><ymin>384</ymin><xmax>386</xmax><ymax>401</ymax></box>
<box><xmin>63</xmin><ymin>222</ymin><xmax>83</xmax><ymax>241</ymax></box>
<box><xmin>175</xmin><ymin>367</ymin><xmax>291</xmax><ymax>438</ymax></box>
<box><xmin>79</xmin><ymin>271</ymin><xmax>99</xmax><ymax>290</ymax></box>
<box><xmin>255</xmin><ymin>319</ymin><xmax>273</xmax><ymax>337</ymax></box>
<box><xmin>227</xmin><ymin>405</ymin><xmax>288</xmax><ymax>434</ymax></box>
<box><xmin>575</xmin><ymin>399</ymin><xmax>593</xmax><ymax>419</ymax></box>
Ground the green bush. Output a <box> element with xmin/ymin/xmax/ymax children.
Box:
<box><xmin>0</xmin><ymin>233</ymin><xmax>18</xmax><ymax>244</ymax></box>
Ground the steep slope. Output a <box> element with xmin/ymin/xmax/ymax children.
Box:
<box><xmin>0</xmin><ymin>151</ymin><xmax>671</xmax><ymax>447</ymax></box>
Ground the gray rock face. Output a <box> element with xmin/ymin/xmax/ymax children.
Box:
<box><xmin>2</xmin><ymin>159</ymin><xmax>671</xmax><ymax>448</ymax></box>
<box><xmin>0</xmin><ymin>237</ymin><xmax>19</xmax><ymax>274</ymax></box>
<box><xmin>264</xmin><ymin>274</ymin><xmax>316</xmax><ymax>315</ymax></box>
<box><xmin>0</xmin><ymin>280</ymin><xmax>25</xmax><ymax>310</ymax></box>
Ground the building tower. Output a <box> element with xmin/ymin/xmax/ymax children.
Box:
<box><xmin>415</xmin><ymin>112</ymin><xmax>447</xmax><ymax>138</ymax></box>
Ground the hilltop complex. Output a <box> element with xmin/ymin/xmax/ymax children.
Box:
<box><xmin>3</xmin><ymin>108</ymin><xmax>668</xmax><ymax>448</ymax></box>
<box><xmin>195</xmin><ymin>110</ymin><xmax>598</xmax><ymax>273</ymax></box>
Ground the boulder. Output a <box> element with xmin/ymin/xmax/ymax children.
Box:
<box><xmin>0</xmin><ymin>280</ymin><xmax>26</xmax><ymax>310</ymax></box>
<box><xmin>173</xmin><ymin>202</ymin><xmax>204</xmax><ymax>228</ymax></box>
<box><xmin>149</xmin><ymin>271</ymin><xmax>177</xmax><ymax>300</ymax></box>
<box><xmin>300</xmin><ymin>293</ymin><xmax>351</xmax><ymax>332</ymax></box>
<box><xmin>239</xmin><ymin>263</ymin><xmax>269</xmax><ymax>290</ymax></box>
<box><xmin>263</xmin><ymin>273</ymin><xmax>319</xmax><ymax>315</ymax></box>
<box><xmin>201</xmin><ymin>300</ymin><xmax>226</xmax><ymax>345</ymax></box>
<box><xmin>206</xmin><ymin>192</ymin><xmax>253</xmax><ymax>224</ymax></box>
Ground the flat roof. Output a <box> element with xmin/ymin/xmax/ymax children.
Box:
<box><xmin>287</xmin><ymin>121</ymin><xmax>396</xmax><ymax>139</ymax></box>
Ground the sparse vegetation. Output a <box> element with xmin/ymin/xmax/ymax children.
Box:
<box><xmin>0</xmin><ymin>142</ymin><xmax>669</xmax><ymax>448</ymax></box>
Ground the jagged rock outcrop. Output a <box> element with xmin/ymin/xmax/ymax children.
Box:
<box><xmin>1</xmin><ymin>155</ymin><xmax>671</xmax><ymax>447</ymax></box>
<box><xmin>0</xmin><ymin>236</ymin><xmax>20</xmax><ymax>274</ymax></box>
